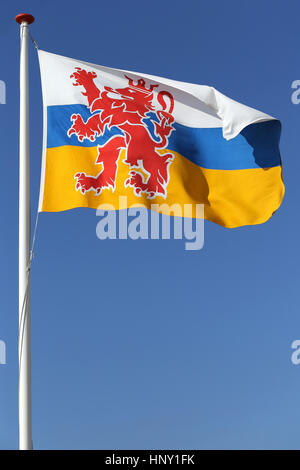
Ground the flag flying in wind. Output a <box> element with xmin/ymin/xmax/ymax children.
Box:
<box><xmin>38</xmin><ymin>50</ymin><xmax>284</xmax><ymax>228</ymax></box>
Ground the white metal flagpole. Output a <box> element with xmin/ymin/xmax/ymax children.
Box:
<box><xmin>15</xmin><ymin>12</ymin><xmax>35</xmax><ymax>451</ymax></box>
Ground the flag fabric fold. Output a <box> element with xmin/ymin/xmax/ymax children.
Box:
<box><xmin>38</xmin><ymin>50</ymin><xmax>284</xmax><ymax>227</ymax></box>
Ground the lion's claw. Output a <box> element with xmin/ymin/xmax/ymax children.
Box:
<box><xmin>68</xmin><ymin>114</ymin><xmax>97</xmax><ymax>142</ymax></box>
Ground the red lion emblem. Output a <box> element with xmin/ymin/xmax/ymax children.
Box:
<box><xmin>67</xmin><ymin>68</ymin><xmax>175</xmax><ymax>199</ymax></box>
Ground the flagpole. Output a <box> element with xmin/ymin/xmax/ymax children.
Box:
<box><xmin>15</xmin><ymin>13</ymin><xmax>35</xmax><ymax>451</ymax></box>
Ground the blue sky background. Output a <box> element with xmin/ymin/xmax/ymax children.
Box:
<box><xmin>0</xmin><ymin>0</ymin><xmax>299</xmax><ymax>450</ymax></box>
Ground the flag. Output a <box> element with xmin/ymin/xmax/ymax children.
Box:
<box><xmin>38</xmin><ymin>50</ymin><xmax>284</xmax><ymax>228</ymax></box>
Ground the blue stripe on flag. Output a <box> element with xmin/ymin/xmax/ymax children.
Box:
<box><xmin>46</xmin><ymin>104</ymin><xmax>281</xmax><ymax>170</ymax></box>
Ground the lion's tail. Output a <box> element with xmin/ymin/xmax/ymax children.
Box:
<box><xmin>157</xmin><ymin>91</ymin><xmax>174</xmax><ymax>114</ymax></box>
<box><xmin>154</xmin><ymin>91</ymin><xmax>175</xmax><ymax>148</ymax></box>
<box><xmin>154</xmin><ymin>111</ymin><xmax>175</xmax><ymax>148</ymax></box>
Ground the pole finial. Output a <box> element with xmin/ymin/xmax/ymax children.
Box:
<box><xmin>15</xmin><ymin>13</ymin><xmax>35</xmax><ymax>25</ymax></box>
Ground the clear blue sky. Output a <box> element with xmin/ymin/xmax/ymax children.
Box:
<box><xmin>0</xmin><ymin>0</ymin><xmax>299</xmax><ymax>450</ymax></box>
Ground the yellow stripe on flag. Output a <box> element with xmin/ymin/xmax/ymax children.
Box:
<box><xmin>41</xmin><ymin>146</ymin><xmax>284</xmax><ymax>228</ymax></box>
